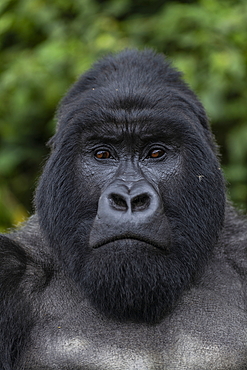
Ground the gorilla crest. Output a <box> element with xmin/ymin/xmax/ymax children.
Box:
<box><xmin>1</xmin><ymin>50</ymin><xmax>247</xmax><ymax>370</ymax></box>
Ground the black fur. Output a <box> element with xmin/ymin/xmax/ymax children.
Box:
<box><xmin>1</xmin><ymin>50</ymin><xmax>246</xmax><ymax>369</ymax></box>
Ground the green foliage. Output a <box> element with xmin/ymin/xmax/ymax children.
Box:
<box><xmin>1</xmin><ymin>0</ymin><xmax>247</xmax><ymax>231</ymax></box>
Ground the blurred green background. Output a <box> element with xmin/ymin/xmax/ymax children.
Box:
<box><xmin>0</xmin><ymin>0</ymin><xmax>247</xmax><ymax>232</ymax></box>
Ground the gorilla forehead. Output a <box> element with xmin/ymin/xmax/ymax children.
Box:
<box><xmin>81</xmin><ymin>113</ymin><xmax>198</xmax><ymax>146</ymax></box>
<box><xmin>56</xmin><ymin>92</ymin><xmax>206</xmax><ymax>152</ymax></box>
<box><xmin>57</xmin><ymin>101</ymin><xmax>207</xmax><ymax>154</ymax></box>
<box><xmin>57</xmin><ymin>49</ymin><xmax>209</xmax><ymax>134</ymax></box>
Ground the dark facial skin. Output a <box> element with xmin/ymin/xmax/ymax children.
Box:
<box><xmin>82</xmin><ymin>120</ymin><xmax>178</xmax><ymax>250</ymax></box>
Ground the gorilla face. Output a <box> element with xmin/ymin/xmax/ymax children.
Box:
<box><xmin>36</xmin><ymin>50</ymin><xmax>225</xmax><ymax>323</ymax></box>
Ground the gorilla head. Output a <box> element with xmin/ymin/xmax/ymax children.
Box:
<box><xmin>35</xmin><ymin>50</ymin><xmax>225</xmax><ymax>323</ymax></box>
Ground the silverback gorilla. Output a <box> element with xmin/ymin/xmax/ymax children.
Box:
<box><xmin>1</xmin><ymin>49</ymin><xmax>247</xmax><ymax>370</ymax></box>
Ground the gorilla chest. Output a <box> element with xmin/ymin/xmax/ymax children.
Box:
<box><xmin>23</xmin><ymin>297</ymin><xmax>247</xmax><ymax>370</ymax></box>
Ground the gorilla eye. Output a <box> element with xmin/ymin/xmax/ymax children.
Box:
<box><xmin>148</xmin><ymin>148</ymin><xmax>165</xmax><ymax>159</ymax></box>
<box><xmin>95</xmin><ymin>150</ymin><xmax>112</xmax><ymax>159</ymax></box>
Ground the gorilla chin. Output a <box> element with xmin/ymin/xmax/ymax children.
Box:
<box><xmin>80</xmin><ymin>239</ymin><xmax>185</xmax><ymax>324</ymax></box>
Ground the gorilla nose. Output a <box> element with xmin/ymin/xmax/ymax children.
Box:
<box><xmin>98</xmin><ymin>180</ymin><xmax>163</xmax><ymax>222</ymax></box>
<box><xmin>89</xmin><ymin>180</ymin><xmax>168</xmax><ymax>249</ymax></box>
<box><xmin>109</xmin><ymin>192</ymin><xmax>150</xmax><ymax>213</ymax></box>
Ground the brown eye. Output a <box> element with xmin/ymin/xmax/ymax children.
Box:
<box><xmin>149</xmin><ymin>148</ymin><xmax>165</xmax><ymax>159</ymax></box>
<box><xmin>95</xmin><ymin>150</ymin><xmax>111</xmax><ymax>159</ymax></box>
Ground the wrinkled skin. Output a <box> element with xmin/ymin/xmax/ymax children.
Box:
<box><xmin>0</xmin><ymin>50</ymin><xmax>247</xmax><ymax>370</ymax></box>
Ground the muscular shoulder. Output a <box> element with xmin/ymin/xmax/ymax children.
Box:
<box><xmin>0</xmin><ymin>230</ymin><xmax>54</xmax><ymax>299</ymax></box>
<box><xmin>0</xmin><ymin>234</ymin><xmax>29</xmax><ymax>287</ymax></box>
<box><xmin>0</xmin><ymin>231</ymin><xmax>55</xmax><ymax>367</ymax></box>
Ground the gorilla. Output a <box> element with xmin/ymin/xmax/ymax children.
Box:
<box><xmin>0</xmin><ymin>49</ymin><xmax>247</xmax><ymax>370</ymax></box>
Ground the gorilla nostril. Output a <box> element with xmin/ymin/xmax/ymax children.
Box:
<box><xmin>109</xmin><ymin>193</ymin><xmax>128</xmax><ymax>211</ymax></box>
<box><xmin>131</xmin><ymin>193</ymin><xmax>150</xmax><ymax>212</ymax></box>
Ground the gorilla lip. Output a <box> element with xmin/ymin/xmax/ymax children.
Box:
<box><xmin>91</xmin><ymin>235</ymin><xmax>167</xmax><ymax>252</ymax></box>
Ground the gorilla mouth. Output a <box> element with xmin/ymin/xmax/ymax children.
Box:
<box><xmin>91</xmin><ymin>235</ymin><xmax>167</xmax><ymax>252</ymax></box>
<box><xmin>89</xmin><ymin>214</ymin><xmax>171</xmax><ymax>253</ymax></box>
